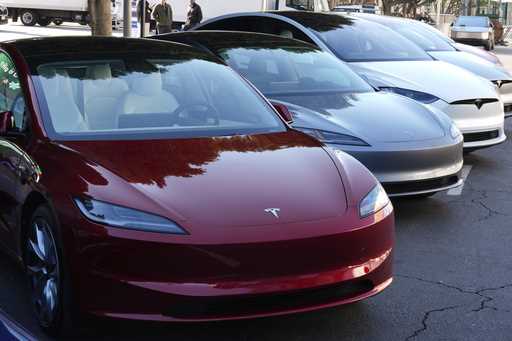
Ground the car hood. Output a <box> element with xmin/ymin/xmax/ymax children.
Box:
<box><xmin>59</xmin><ymin>131</ymin><xmax>348</xmax><ymax>228</ymax></box>
<box><xmin>350</xmin><ymin>60</ymin><xmax>499</xmax><ymax>103</ymax></box>
<box><xmin>270</xmin><ymin>92</ymin><xmax>447</xmax><ymax>144</ymax></box>
<box><xmin>428</xmin><ymin>51</ymin><xmax>512</xmax><ymax>81</ymax></box>
<box><xmin>454</xmin><ymin>43</ymin><xmax>501</xmax><ymax>65</ymax></box>
<box><xmin>452</xmin><ymin>26</ymin><xmax>488</xmax><ymax>33</ymax></box>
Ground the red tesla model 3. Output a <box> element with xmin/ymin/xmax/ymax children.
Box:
<box><xmin>0</xmin><ymin>37</ymin><xmax>394</xmax><ymax>335</ymax></box>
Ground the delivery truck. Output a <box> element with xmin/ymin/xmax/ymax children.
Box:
<box><xmin>3</xmin><ymin>0</ymin><xmax>122</xmax><ymax>27</ymax></box>
<box><xmin>143</xmin><ymin>0</ymin><xmax>330</xmax><ymax>28</ymax></box>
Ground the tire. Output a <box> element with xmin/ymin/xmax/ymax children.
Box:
<box><xmin>53</xmin><ymin>19</ymin><xmax>63</xmax><ymax>25</ymax></box>
<box><xmin>37</xmin><ymin>18</ymin><xmax>51</xmax><ymax>27</ymax></box>
<box><xmin>484</xmin><ymin>40</ymin><xmax>492</xmax><ymax>51</ymax></box>
<box><xmin>24</xmin><ymin>205</ymin><xmax>78</xmax><ymax>337</ymax></box>
<box><xmin>20</xmin><ymin>9</ymin><xmax>38</xmax><ymax>26</ymax></box>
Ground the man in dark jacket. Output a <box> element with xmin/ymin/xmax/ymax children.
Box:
<box><xmin>137</xmin><ymin>0</ymin><xmax>152</xmax><ymax>36</ymax></box>
<box><xmin>183</xmin><ymin>0</ymin><xmax>202</xmax><ymax>30</ymax></box>
<box><xmin>153</xmin><ymin>0</ymin><xmax>173</xmax><ymax>34</ymax></box>
<box><xmin>137</xmin><ymin>0</ymin><xmax>151</xmax><ymax>24</ymax></box>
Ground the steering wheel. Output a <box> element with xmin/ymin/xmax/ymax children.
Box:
<box><xmin>173</xmin><ymin>103</ymin><xmax>220</xmax><ymax>127</ymax></box>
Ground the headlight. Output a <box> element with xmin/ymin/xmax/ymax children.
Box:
<box><xmin>450</xmin><ymin>124</ymin><xmax>461</xmax><ymax>139</ymax></box>
<box><xmin>380</xmin><ymin>87</ymin><xmax>440</xmax><ymax>104</ymax></box>
<box><xmin>296</xmin><ymin>127</ymin><xmax>369</xmax><ymax>146</ymax></box>
<box><xmin>74</xmin><ymin>197</ymin><xmax>187</xmax><ymax>234</ymax></box>
<box><xmin>359</xmin><ymin>183</ymin><xmax>390</xmax><ymax>218</ymax></box>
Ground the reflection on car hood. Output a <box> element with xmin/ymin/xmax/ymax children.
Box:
<box><xmin>350</xmin><ymin>60</ymin><xmax>499</xmax><ymax>103</ymax></box>
<box><xmin>61</xmin><ymin>132</ymin><xmax>348</xmax><ymax>228</ymax></box>
<box><xmin>454</xmin><ymin>43</ymin><xmax>501</xmax><ymax>65</ymax></box>
<box><xmin>428</xmin><ymin>51</ymin><xmax>512</xmax><ymax>81</ymax></box>
<box><xmin>271</xmin><ymin>92</ymin><xmax>447</xmax><ymax>144</ymax></box>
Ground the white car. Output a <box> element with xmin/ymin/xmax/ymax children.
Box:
<box><xmin>352</xmin><ymin>14</ymin><xmax>512</xmax><ymax>118</ymax></box>
<box><xmin>195</xmin><ymin>12</ymin><xmax>506</xmax><ymax>150</ymax></box>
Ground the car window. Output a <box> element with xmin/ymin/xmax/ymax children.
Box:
<box><xmin>0</xmin><ymin>52</ymin><xmax>28</xmax><ymax>132</ymax></box>
<box><xmin>31</xmin><ymin>54</ymin><xmax>285</xmax><ymax>141</ymax></box>
<box><xmin>286</xmin><ymin>0</ymin><xmax>314</xmax><ymax>11</ymax></box>
<box><xmin>312</xmin><ymin>20</ymin><xmax>432</xmax><ymax>62</ymax></box>
<box><xmin>394</xmin><ymin>23</ymin><xmax>456</xmax><ymax>52</ymax></box>
<box><xmin>454</xmin><ymin>16</ymin><xmax>488</xmax><ymax>27</ymax></box>
<box><xmin>198</xmin><ymin>17</ymin><xmax>316</xmax><ymax>45</ymax></box>
<box><xmin>217</xmin><ymin>46</ymin><xmax>373</xmax><ymax>95</ymax></box>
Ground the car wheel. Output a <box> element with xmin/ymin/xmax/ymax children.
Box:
<box><xmin>37</xmin><ymin>18</ymin><xmax>51</xmax><ymax>27</ymax></box>
<box><xmin>484</xmin><ymin>39</ymin><xmax>492</xmax><ymax>51</ymax></box>
<box><xmin>24</xmin><ymin>205</ymin><xmax>77</xmax><ymax>336</ymax></box>
<box><xmin>53</xmin><ymin>19</ymin><xmax>63</xmax><ymax>25</ymax></box>
<box><xmin>20</xmin><ymin>9</ymin><xmax>38</xmax><ymax>26</ymax></box>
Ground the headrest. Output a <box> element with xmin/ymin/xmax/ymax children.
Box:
<box><xmin>131</xmin><ymin>71</ymin><xmax>163</xmax><ymax>97</ymax></box>
<box><xmin>87</xmin><ymin>64</ymin><xmax>112</xmax><ymax>81</ymax></box>
<box><xmin>280</xmin><ymin>30</ymin><xmax>294</xmax><ymax>39</ymax></box>
<box><xmin>40</xmin><ymin>69</ymin><xmax>74</xmax><ymax>98</ymax></box>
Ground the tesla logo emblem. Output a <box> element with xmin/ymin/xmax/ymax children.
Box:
<box><xmin>475</xmin><ymin>99</ymin><xmax>484</xmax><ymax>110</ymax></box>
<box><xmin>265</xmin><ymin>208</ymin><xmax>281</xmax><ymax>218</ymax></box>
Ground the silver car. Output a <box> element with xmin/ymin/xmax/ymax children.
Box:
<box><xmin>451</xmin><ymin>16</ymin><xmax>495</xmax><ymax>51</ymax></box>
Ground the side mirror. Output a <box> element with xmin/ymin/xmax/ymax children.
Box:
<box><xmin>0</xmin><ymin>111</ymin><xmax>14</xmax><ymax>135</ymax></box>
<box><xmin>271</xmin><ymin>102</ymin><xmax>293</xmax><ymax>124</ymax></box>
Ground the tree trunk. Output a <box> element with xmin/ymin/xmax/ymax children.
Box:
<box><xmin>94</xmin><ymin>0</ymin><xmax>112</xmax><ymax>36</ymax></box>
<box><xmin>88</xmin><ymin>0</ymin><xmax>96</xmax><ymax>35</ymax></box>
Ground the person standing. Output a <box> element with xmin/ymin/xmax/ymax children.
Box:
<box><xmin>183</xmin><ymin>0</ymin><xmax>202</xmax><ymax>31</ymax></box>
<box><xmin>153</xmin><ymin>0</ymin><xmax>173</xmax><ymax>34</ymax></box>
<box><xmin>136</xmin><ymin>0</ymin><xmax>152</xmax><ymax>36</ymax></box>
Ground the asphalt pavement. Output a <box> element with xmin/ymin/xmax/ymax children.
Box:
<box><xmin>0</xmin><ymin>22</ymin><xmax>511</xmax><ymax>341</ymax></box>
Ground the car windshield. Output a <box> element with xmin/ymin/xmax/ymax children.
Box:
<box><xmin>454</xmin><ymin>16</ymin><xmax>488</xmax><ymax>27</ymax></box>
<box><xmin>313</xmin><ymin>19</ymin><xmax>432</xmax><ymax>62</ymax></box>
<box><xmin>216</xmin><ymin>46</ymin><xmax>373</xmax><ymax>96</ymax></box>
<box><xmin>392</xmin><ymin>22</ymin><xmax>456</xmax><ymax>52</ymax></box>
<box><xmin>31</xmin><ymin>53</ymin><xmax>285</xmax><ymax>141</ymax></box>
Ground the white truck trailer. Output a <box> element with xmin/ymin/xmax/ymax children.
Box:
<box><xmin>2</xmin><ymin>0</ymin><xmax>122</xmax><ymax>27</ymax></box>
<box><xmin>144</xmin><ymin>0</ymin><xmax>329</xmax><ymax>28</ymax></box>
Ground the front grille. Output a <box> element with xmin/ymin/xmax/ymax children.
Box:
<box><xmin>383</xmin><ymin>175</ymin><xmax>460</xmax><ymax>196</ymax></box>
<box><xmin>163</xmin><ymin>279</ymin><xmax>374</xmax><ymax>319</ymax></box>
<box><xmin>464</xmin><ymin>130</ymin><xmax>499</xmax><ymax>143</ymax></box>
<box><xmin>504</xmin><ymin>104</ymin><xmax>512</xmax><ymax>113</ymax></box>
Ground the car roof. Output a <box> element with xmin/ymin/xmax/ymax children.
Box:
<box><xmin>156</xmin><ymin>30</ymin><xmax>321</xmax><ymax>51</ymax></box>
<box><xmin>1</xmin><ymin>36</ymin><xmax>196</xmax><ymax>58</ymax></box>
<box><xmin>266</xmin><ymin>11</ymin><xmax>358</xmax><ymax>30</ymax></box>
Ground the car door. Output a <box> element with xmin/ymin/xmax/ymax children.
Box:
<box><xmin>0</xmin><ymin>51</ymin><xmax>30</xmax><ymax>254</ymax></box>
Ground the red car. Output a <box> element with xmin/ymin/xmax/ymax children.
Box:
<box><xmin>0</xmin><ymin>37</ymin><xmax>394</xmax><ymax>335</ymax></box>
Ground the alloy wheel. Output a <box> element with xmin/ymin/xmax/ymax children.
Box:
<box><xmin>26</xmin><ymin>218</ymin><xmax>61</xmax><ymax>327</ymax></box>
<box><xmin>22</xmin><ymin>12</ymin><xmax>34</xmax><ymax>24</ymax></box>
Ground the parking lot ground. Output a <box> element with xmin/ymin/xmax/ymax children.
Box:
<box><xmin>0</xmin><ymin>21</ymin><xmax>122</xmax><ymax>41</ymax></box>
<box><xmin>0</xmin><ymin>26</ymin><xmax>512</xmax><ymax>340</ymax></box>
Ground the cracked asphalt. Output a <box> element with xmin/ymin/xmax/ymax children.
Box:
<box><xmin>0</xmin><ymin>30</ymin><xmax>512</xmax><ymax>339</ymax></box>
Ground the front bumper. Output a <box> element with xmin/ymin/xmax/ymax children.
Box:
<box><xmin>451</xmin><ymin>31</ymin><xmax>489</xmax><ymax>46</ymax></box>
<box><xmin>68</xmin><ymin>205</ymin><xmax>395</xmax><ymax>321</ymax></box>
<box><xmin>451</xmin><ymin>37</ymin><xmax>488</xmax><ymax>46</ymax></box>
<box><xmin>329</xmin><ymin>138</ymin><xmax>464</xmax><ymax>197</ymax></box>
<box><xmin>429</xmin><ymin>100</ymin><xmax>506</xmax><ymax>149</ymax></box>
<box><xmin>497</xmin><ymin>83</ymin><xmax>512</xmax><ymax>118</ymax></box>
